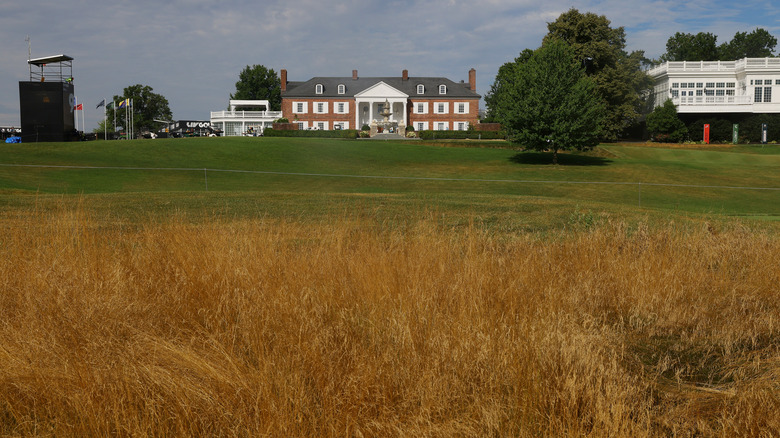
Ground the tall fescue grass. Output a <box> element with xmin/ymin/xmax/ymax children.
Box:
<box><xmin>1</xmin><ymin>206</ymin><xmax>778</xmax><ymax>436</ymax></box>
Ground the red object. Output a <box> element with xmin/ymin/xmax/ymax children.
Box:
<box><xmin>74</xmin><ymin>104</ymin><xmax>83</xmax><ymax>110</ymax></box>
<box><xmin>703</xmin><ymin>124</ymin><xmax>710</xmax><ymax>144</ymax></box>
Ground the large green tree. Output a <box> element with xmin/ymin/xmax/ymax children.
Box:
<box><xmin>543</xmin><ymin>9</ymin><xmax>651</xmax><ymax>141</ymax></box>
<box><xmin>661</xmin><ymin>32</ymin><xmax>720</xmax><ymax>61</ymax></box>
<box><xmin>491</xmin><ymin>39</ymin><xmax>605</xmax><ymax>164</ymax></box>
<box><xmin>107</xmin><ymin>84</ymin><xmax>172</xmax><ymax>138</ymax></box>
<box><xmin>660</xmin><ymin>29</ymin><xmax>777</xmax><ymax>61</ymax></box>
<box><xmin>230</xmin><ymin>65</ymin><xmax>281</xmax><ymax>111</ymax></box>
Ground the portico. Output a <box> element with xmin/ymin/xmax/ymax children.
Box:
<box><xmin>354</xmin><ymin>82</ymin><xmax>408</xmax><ymax>129</ymax></box>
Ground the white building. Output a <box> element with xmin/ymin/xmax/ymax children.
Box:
<box><xmin>210</xmin><ymin>100</ymin><xmax>283</xmax><ymax>136</ymax></box>
<box><xmin>647</xmin><ymin>57</ymin><xmax>780</xmax><ymax>114</ymax></box>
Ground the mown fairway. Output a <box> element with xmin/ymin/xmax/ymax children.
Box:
<box><xmin>1</xmin><ymin>137</ymin><xmax>779</xmax><ymax>224</ymax></box>
<box><xmin>1</xmin><ymin>137</ymin><xmax>779</xmax><ymax>436</ymax></box>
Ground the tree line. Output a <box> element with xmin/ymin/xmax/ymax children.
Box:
<box><xmin>484</xmin><ymin>9</ymin><xmax>778</xmax><ymax>161</ymax></box>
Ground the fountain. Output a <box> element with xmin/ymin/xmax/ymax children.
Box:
<box><xmin>370</xmin><ymin>99</ymin><xmax>405</xmax><ymax>137</ymax></box>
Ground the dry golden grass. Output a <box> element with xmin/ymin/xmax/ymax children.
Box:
<box><xmin>1</xmin><ymin>206</ymin><xmax>779</xmax><ymax>436</ymax></box>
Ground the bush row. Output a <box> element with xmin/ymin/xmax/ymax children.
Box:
<box><xmin>263</xmin><ymin>129</ymin><xmax>359</xmax><ymax>139</ymax></box>
<box><xmin>681</xmin><ymin>114</ymin><xmax>780</xmax><ymax>143</ymax></box>
<box><xmin>416</xmin><ymin>130</ymin><xmax>507</xmax><ymax>140</ymax></box>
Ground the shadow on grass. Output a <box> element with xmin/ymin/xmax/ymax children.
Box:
<box><xmin>509</xmin><ymin>151</ymin><xmax>612</xmax><ymax>166</ymax></box>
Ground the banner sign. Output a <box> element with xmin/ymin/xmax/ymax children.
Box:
<box><xmin>703</xmin><ymin>124</ymin><xmax>710</xmax><ymax>144</ymax></box>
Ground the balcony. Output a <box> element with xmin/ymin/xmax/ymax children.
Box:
<box><xmin>674</xmin><ymin>95</ymin><xmax>752</xmax><ymax>106</ymax></box>
<box><xmin>210</xmin><ymin>110</ymin><xmax>283</xmax><ymax>120</ymax></box>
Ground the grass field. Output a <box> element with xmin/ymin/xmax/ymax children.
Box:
<box><xmin>1</xmin><ymin>137</ymin><xmax>779</xmax><ymax>223</ymax></box>
<box><xmin>1</xmin><ymin>137</ymin><xmax>779</xmax><ymax>435</ymax></box>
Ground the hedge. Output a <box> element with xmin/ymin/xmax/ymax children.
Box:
<box><xmin>263</xmin><ymin>129</ymin><xmax>359</xmax><ymax>139</ymax></box>
<box><xmin>417</xmin><ymin>130</ymin><xmax>506</xmax><ymax>140</ymax></box>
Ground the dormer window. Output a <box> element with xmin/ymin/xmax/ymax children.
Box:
<box><xmin>439</xmin><ymin>84</ymin><xmax>447</xmax><ymax>94</ymax></box>
<box><xmin>315</xmin><ymin>84</ymin><xmax>323</xmax><ymax>94</ymax></box>
<box><xmin>338</xmin><ymin>84</ymin><xmax>345</xmax><ymax>94</ymax></box>
<box><xmin>417</xmin><ymin>84</ymin><xmax>425</xmax><ymax>94</ymax></box>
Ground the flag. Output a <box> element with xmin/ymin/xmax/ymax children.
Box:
<box><xmin>118</xmin><ymin>99</ymin><xmax>129</xmax><ymax>108</ymax></box>
<box><xmin>74</xmin><ymin>103</ymin><xmax>83</xmax><ymax>110</ymax></box>
<box><xmin>96</xmin><ymin>99</ymin><xmax>105</xmax><ymax>109</ymax></box>
<box><xmin>106</xmin><ymin>101</ymin><xmax>114</xmax><ymax>109</ymax></box>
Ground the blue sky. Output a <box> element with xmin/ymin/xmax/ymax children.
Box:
<box><xmin>1</xmin><ymin>0</ymin><xmax>778</xmax><ymax>129</ymax></box>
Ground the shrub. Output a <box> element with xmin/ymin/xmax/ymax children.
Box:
<box><xmin>263</xmin><ymin>128</ymin><xmax>359</xmax><ymax>139</ymax></box>
<box><xmin>417</xmin><ymin>130</ymin><xmax>507</xmax><ymax>140</ymax></box>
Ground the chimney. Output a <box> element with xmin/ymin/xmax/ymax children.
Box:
<box><xmin>281</xmin><ymin>69</ymin><xmax>287</xmax><ymax>92</ymax></box>
<box><xmin>469</xmin><ymin>68</ymin><xmax>476</xmax><ymax>91</ymax></box>
<box><xmin>402</xmin><ymin>69</ymin><xmax>408</xmax><ymax>81</ymax></box>
<box><xmin>352</xmin><ymin>69</ymin><xmax>358</xmax><ymax>80</ymax></box>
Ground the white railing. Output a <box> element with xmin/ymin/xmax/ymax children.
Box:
<box><xmin>673</xmin><ymin>95</ymin><xmax>752</xmax><ymax>106</ymax></box>
<box><xmin>210</xmin><ymin>110</ymin><xmax>283</xmax><ymax>119</ymax></box>
<box><xmin>648</xmin><ymin>58</ymin><xmax>780</xmax><ymax>76</ymax></box>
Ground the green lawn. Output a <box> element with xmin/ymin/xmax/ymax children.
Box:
<box><xmin>0</xmin><ymin>137</ymin><xmax>778</xmax><ymax>228</ymax></box>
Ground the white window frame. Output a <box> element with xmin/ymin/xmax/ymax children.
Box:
<box><xmin>297</xmin><ymin>121</ymin><xmax>308</xmax><ymax>130</ymax></box>
<box><xmin>456</xmin><ymin>122</ymin><xmax>469</xmax><ymax>131</ymax></box>
<box><xmin>434</xmin><ymin>102</ymin><xmax>449</xmax><ymax>114</ymax></box>
<box><xmin>315</xmin><ymin>84</ymin><xmax>323</xmax><ymax>94</ymax></box>
<box><xmin>293</xmin><ymin>102</ymin><xmax>308</xmax><ymax>114</ymax></box>
<box><xmin>314</xmin><ymin>121</ymin><xmax>328</xmax><ymax>130</ymax></box>
<box><xmin>333</xmin><ymin>121</ymin><xmax>349</xmax><ymax>130</ymax></box>
<box><xmin>434</xmin><ymin>122</ymin><xmax>448</xmax><ymax>131</ymax></box>
<box><xmin>314</xmin><ymin>102</ymin><xmax>328</xmax><ymax>114</ymax></box>
<box><xmin>338</xmin><ymin>84</ymin><xmax>345</xmax><ymax>94</ymax></box>
<box><xmin>455</xmin><ymin>102</ymin><xmax>469</xmax><ymax>114</ymax></box>
<box><xmin>335</xmin><ymin>102</ymin><xmax>349</xmax><ymax>114</ymax></box>
<box><xmin>416</xmin><ymin>122</ymin><xmax>428</xmax><ymax>131</ymax></box>
<box><xmin>413</xmin><ymin>102</ymin><xmax>428</xmax><ymax>114</ymax></box>
<box><xmin>417</xmin><ymin>84</ymin><xmax>425</xmax><ymax>94</ymax></box>
<box><xmin>438</xmin><ymin>84</ymin><xmax>447</xmax><ymax>94</ymax></box>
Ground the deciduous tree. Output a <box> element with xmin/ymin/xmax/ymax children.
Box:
<box><xmin>492</xmin><ymin>39</ymin><xmax>605</xmax><ymax>164</ymax></box>
<box><xmin>108</xmin><ymin>84</ymin><xmax>172</xmax><ymax>138</ymax></box>
<box><xmin>544</xmin><ymin>9</ymin><xmax>651</xmax><ymax>141</ymax></box>
<box><xmin>230</xmin><ymin>65</ymin><xmax>281</xmax><ymax>111</ymax></box>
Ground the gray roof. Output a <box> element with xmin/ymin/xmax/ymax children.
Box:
<box><xmin>283</xmin><ymin>76</ymin><xmax>480</xmax><ymax>99</ymax></box>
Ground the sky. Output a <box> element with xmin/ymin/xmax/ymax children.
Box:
<box><xmin>1</xmin><ymin>0</ymin><xmax>779</xmax><ymax>130</ymax></box>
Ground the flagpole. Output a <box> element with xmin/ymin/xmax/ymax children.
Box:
<box><xmin>104</xmin><ymin>98</ymin><xmax>107</xmax><ymax>140</ymax></box>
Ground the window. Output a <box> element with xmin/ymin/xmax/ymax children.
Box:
<box><xmin>456</xmin><ymin>122</ymin><xmax>467</xmax><ymax>131</ymax></box>
<box><xmin>696</xmin><ymin>89</ymin><xmax>703</xmax><ymax>96</ymax></box>
<box><xmin>716</xmin><ymin>90</ymin><xmax>725</xmax><ymax>96</ymax></box>
<box><xmin>414</xmin><ymin>102</ymin><xmax>428</xmax><ymax>114</ymax></box>
<box><xmin>457</xmin><ymin>103</ymin><xmax>466</xmax><ymax>114</ymax></box>
<box><xmin>338</xmin><ymin>84</ymin><xmax>345</xmax><ymax>94</ymax></box>
<box><xmin>434</xmin><ymin>102</ymin><xmax>448</xmax><ymax>114</ymax></box>
<box><xmin>316</xmin><ymin>122</ymin><xmax>325</xmax><ymax>130</ymax></box>
<box><xmin>681</xmin><ymin>83</ymin><xmax>687</xmax><ymax>88</ymax></box>
<box><xmin>706</xmin><ymin>82</ymin><xmax>715</xmax><ymax>88</ymax></box>
<box><xmin>705</xmin><ymin>89</ymin><xmax>714</xmax><ymax>96</ymax></box>
<box><xmin>438</xmin><ymin>84</ymin><xmax>447</xmax><ymax>94</ymax></box>
<box><xmin>765</xmin><ymin>87</ymin><xmax>772</xmax><ymax>103</ymax></box>
<box><xmin>696</xmin><ymin>83</ymin><xmax>703</xmax><ymax>88</ymax></box>
<box><xmin>335</xmin><ymin>102</ymin><xmax>348</xmax><ymax>114</ymax></box>
<box><xmin>314</xmin><ymin>102</ymin><xmax>327</xmax><ymax>114</ymax></box>
<box><xmin>315</xmin><ymin>84</ymin><xmax>323</xmax><ymax>94</ymax></box>
<box><xmin>297</xmin><ymin>122</ymin><xmax>305</xmax><ymax>130</ymax></box>
<box><xmin>293</xmin><ymin>102</ymin><xmax>308</xmax><ymax>114</ymax></box>
<box><xmin>716</xmin><ymin>82</ymin><xmax>725</xmax><ymax>88</ymax></box>
<box><xmin>417</xmin><ymin>84</ymin><xmax>425</xmax><ymax>94</ymax></box>
<box><xmin>755</xmin><ymin>80</ymin><xmax>763</xmax><ymax>86</ymax></box>
<box><xmin>776</xmin><ymin>80</ymin><xmax>780</xmax><ymax>85</ymax></box>
<box><xmin>726</xmin><ymin>89</ymin><xmax>735</xmax><ymax>96</ymax></box>
<box><xmin>436</xmin><ymin>122</ymin><xmax>447</xmax><ymax>131</ymax></box>
<box><xmin>727</xmin><ymin>82</ymin><xmax>735</xmax><ymax>88</ymax></box>
<box><xmin>671</xmin><ymin>90</ymin><xmax>679</xmax><ymax>97</ymax></box>
<box><xmin>755</xmin><ymin>87</ymin><xmax>763</xmax><ymax>103</ymax></box>
<box><xmin>672</xmin><ymin>83</ymin><xmax>679</xmax><ymax>88</ymax></box>
<box><xmin>333</xmin><ymin>122</ymin><xmax>348</xmax><ymax>130</ymax></box>
<box><xmin>416</xmin><ymin>122</ymin><xmax>427</xmax><ymax>131</ymax></box>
